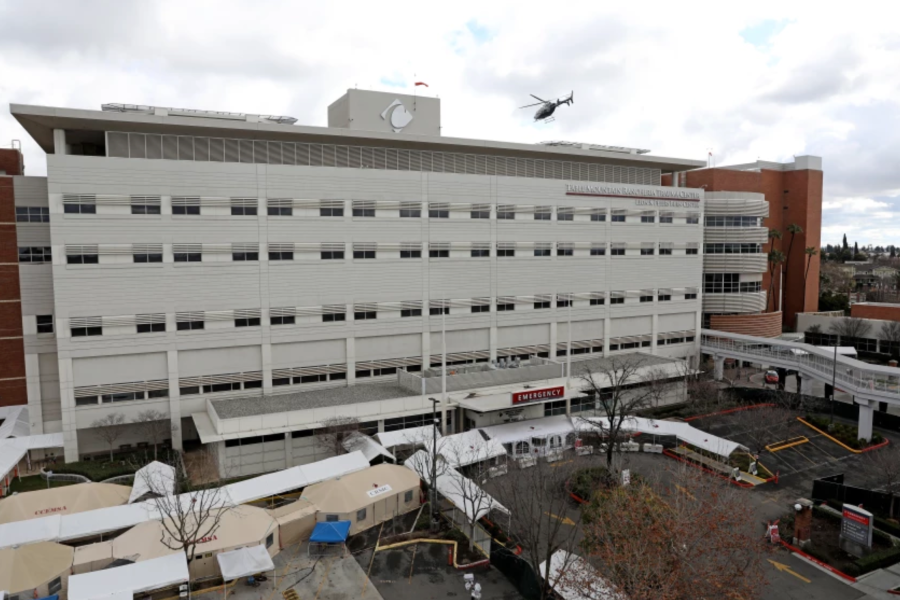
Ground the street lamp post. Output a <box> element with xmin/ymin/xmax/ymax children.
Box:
<box><xmin>427</xmin><ymin>396</ymin><xmax>440</xmax><ymax>528</ymax></box>
<box><xmin>830</xmin><ymin>343</ymin><xmax>838</xmax><ymax>425</ymax></box>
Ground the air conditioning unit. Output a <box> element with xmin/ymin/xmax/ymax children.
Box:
<box><xmin>510</xmin><ymin>415</ymin><xmax>525</xmax><ymax>422</ymax></box>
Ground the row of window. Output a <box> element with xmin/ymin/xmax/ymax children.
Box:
<box><xmin>702</xmin><ymin>274</ymin><xmax>763</xmax><ymax>294</ymax></box>
<box><xmin>704</xmin><ymin>216</ymin><xmax>763</xmax><ymax>228</ymax></box>
<box><xmin>703</xmin><ymin>243</ymin><xmax>763</xmax><ymax>254</ymax></box>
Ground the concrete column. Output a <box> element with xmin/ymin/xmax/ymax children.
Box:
<box><xmin>713</xmin><ymin>356</ymin><xmax>725</xmax><ymax>381</ymax></box>
<box><xmin>25</xmin><ymin>353</ymin><xmax>44</xmax><ymax>435</ymax></box>
<box><xmin>52</xmin><ymin>129</ymin><xmax>66</xmax><ymax>155</ymax></box>
<box><xmin>603</xmin><ymin>316</ymin><xmax>612</xmax><ymax>358</ymax></box>
<box><xmin>261</xmin><ymin>342</ymin><xmax>273</xmax><ymax>394</ymax></box>
<box><xmin>57</xmin><ymin>357</ymin><xmax>79</xmax><ymax>462</ymax></box>
<box><xmin>377</xmin><ymin>420</ymin><xmax>385</xmax><ymax>433</ymax></box>
<box><xmin>550</xmin><ymin>322</ymin><xmax>558</xmax><ymax>359</ymax></box>
<box><xmin>857</xmin><ymin>398</ymin><xmax>874</xmax><ymax>442</ymax></box>
<box><xmin>167</xmin><ymin>350</ymin><xmax>183</xmax><ymax>451</ymax></box>
<box><xmin>800</xmin><ymin>375</ymin><xmax>813</xmax><ymax>396</ymax></box>
<box><xmin>565</xmin><ymin>397</ymin><xmax>571</xmax><ymax>417</ymax></box>
<box><xmin>651</xmin><ymin>313</ymin><xmax>659</xmax><ymax>353</ymax></box>
<box><xmin>345</xmin><ymin>337</ymin><xmax>356</xmax><ymax>386</ymax></box>
<box><xmin>283</xmin><ymin>436</ymin><xmax>293</xmax><ymax>466</ymax></box>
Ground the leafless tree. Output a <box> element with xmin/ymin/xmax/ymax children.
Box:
<box><xmin>132</xmin><ymin>410</ymin><xmax>174</xmax><ymax>460</ymax></box>
<box><xmin>881</xmin><ymin>321</ymin><xmax>900</xmax><ymax>346</ymax></box>
<box><xmin>91</xmin><ymin>413</ymin><xmax>127</xmax><ymax>461</ymax></box>
<box><xmin>575</xmin><ymin>355</ymin><xmax>670</xmax><ymax>471</ymax></box>
<box><xmin>829</xmin><ymin>317</ymin><xmax>873</xmax><ymax>340</ymax></box>
<box><xmin>869</xmin><ymin>444</ymin><xmax>900</xmax><ymax>518</ymax></box>
<box><xmin>314</xmin><ymin>416</ymin><xmax>360</xmax><ymax>457</ymax></box>
<box><xmin>139</xmin><ymin>450</ymin><xmax>232</xmax><ymax>569</ymax></box>
<box><xmin>729</xmin><ymin>398</ymin><xmax>799</xmax><ymax>456</ymax></box>
<box><xmin>490</xmin><ymin>459</ymin><xmax>586</xmax><ymax>600</ymax></box>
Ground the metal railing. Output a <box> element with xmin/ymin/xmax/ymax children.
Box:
<box><xmin>701</xmin><ymin>329</ymin><xmax>900</xmax><ymax>405</ymax></box>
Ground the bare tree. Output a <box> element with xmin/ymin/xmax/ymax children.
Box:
<box><xmin>881</xmin><ymin>321</ymin><xmax>900</xmax><ymax>353</ymax></box>
<box><xmin>574</xmin><ymin>465</ymin><xmax>767</xmax><ymax>600</ymax></box>
<box><xmin>490</xmin><ymin>459</ymin><xmax>586</xmax><ymax>600</ymax></box>
<box><xmin>132</xmin><ymin>410</ymin><xmax>174</xmax><ymax>460</ymax></box>
<box><xmin>728</xmin><ymin>402</ymin><xmax>799</xmax><ymax>457</ymax></box>
<box><xmin>315</xmin><ymin>416</ymin><xmax>360</xmax><ymax>457</ymax></box>
<box><xmin>869</xmin><ymin>444</ymin><xmax>900</xmax><ymax>518</ymax></box>
<box><xmin>575</xmin><ymin>355</ymin><xmax>668</xmax><ymax>471</ymax></box>
<box><xmin>91</xmin><ymin>413</ymin><xmax>127</xmax><ymax>461</ymax></box>
<box><xmin>829</xmin><ymin>317</ymin><xmax>873</xmax><ymax>341</ymax></box>
<box><xmin>139</xmin><ymin>449</ymin><xmax>232</xmax><ymax>570</ymax></box>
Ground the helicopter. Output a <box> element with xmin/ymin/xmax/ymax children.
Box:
<box><xmin>519</xmin><ymin>91</ymin><xmax>574</xmax><ymax>122</ymax></box>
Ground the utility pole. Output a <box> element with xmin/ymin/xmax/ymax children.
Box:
<box><xmin>830</xmin><ymin>344</ymin><xmax>838</xmax><ymax>426</ymax></box>
<box><xmin>427</xmin><ymin>396</ymin><xmax>440</xmax><ymax>528</ymax></box>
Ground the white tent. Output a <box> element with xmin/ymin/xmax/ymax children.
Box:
<box><xmin>375</xmin><ymin>426</ymin><xmax>441</xmax><ymax>450</ymax></box>
<box><xmin>343</xmin><ymin>433</ymin><xmax>395</xmax><ymax>463</ymax></box>
<box><xmin>480</xmin><ymin>415</ymin><xmax>576</xmax><ymax>445</ymax></box>
<box><xmin>68</xmin><ymin>552</ymin><xmax>189</xmax><ymax>600</ymax></box>
<box><xmin>435</xmin><ymin>430</ymin><xmax>507</xmax><ymax>468</ymax></box>
<box><xmin>129</xmin><ymin>461</ymin><xmax>176</xmax><ymax>503</ymax></box>
<box><xmin>539</xmin><ymin>550</ymin><xmax>625</xmax><ymax>600</ymax></box>
<box><xmin>574</xmin><ymin>416</ymin><xmax>744</xmax><ymax>459</ymax></box>
<box><xmin>0</xmin><ymin>431</ymin><xmax>64</xmax><ymax>491</ymax></box>
<box><xmin>216</xmin><ymin>544</ymin><xmax>275</xmax><ymax>581</ymax></box>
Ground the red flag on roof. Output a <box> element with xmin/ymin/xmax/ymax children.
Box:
<box><xmin>415</xmin><ymin>82</ymin><xmax>429</xmax><ymax>87</ymax></box>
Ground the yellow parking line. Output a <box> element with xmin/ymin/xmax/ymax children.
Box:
<box><xmin>408</xmin><ymin>543</ymin><xmax>418</xmax><ymax>584</ymax></box>
<box><xmin>314</xmin><ymin>559</ymin><xmax>333</xmax><ymax>600</ymax></box>
<box><xmin>765</xmin><ymin>437</ymin><xmax>809</xmax><ymax>452</ymax></box>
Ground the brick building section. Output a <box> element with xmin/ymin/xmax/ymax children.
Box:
<box><xmin>851</xmin><ymin>303</ymin><xmax>900</xmax><ymax>322</ymax></box>
<box><xmin>708</xmin><ymin>312</ymin><xmax>782</xmax><ymax>338</ymax></box>
<box><xmin>666</xmin><ymin>166</ymin><xmax>823</xmax><ymax>329</ymax></box>
<box><xmin>0</xmin><ymin>148</ymin><xmax>26</xmax><ymax>407</ymax></box>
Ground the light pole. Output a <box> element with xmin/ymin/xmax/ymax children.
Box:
<box><xmin>830</xmin><ymin>344</ymin><xmax>838</xmax><ymax>426</ymax></box>
<box><xmin>427</xmin><ymin>396</ymin><xmax>440</xmax><ymax>528</ymax></box>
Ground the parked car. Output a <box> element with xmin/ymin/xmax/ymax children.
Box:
<box><xmin>765</xmin><ymin>370</ymin><xmax>779</xmax><ymax>384</ymax></box>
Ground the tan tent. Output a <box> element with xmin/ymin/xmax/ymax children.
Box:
<box><xmin>0</xmin><ymin>482</ymin><xmax>131</xmax><ymax>525</ymax></box>
<box><xmin>111</xmin><ymin>504</ymin><xmax>279</xmax><ymax>580</ymax></box>
<box><xmin>268</xmin><ymin>499</ymin><xmax>317</xmax><ymax>549</ymax></box>
<box><xmin>302</xmin><ymin>464</ymin><xmax>421</xmax><ymax>535</ymax></box>
<box><xmin>0</xmin><ymin>541</ymin><xmax>74</xmax><ymax>597</ymax></box>
<box><xmin>72</xmin><ymin>540</ymin><xmax>114</xmax><ymax>575</ymax></box>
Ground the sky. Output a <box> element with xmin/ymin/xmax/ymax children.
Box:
<box><xmin>1</xmin><ymin>1</ymin><xmax>898</xmax><ymax>247</ymax></box>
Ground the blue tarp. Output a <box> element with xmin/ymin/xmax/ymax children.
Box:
<box><xmin>309</xmin><ymin>521</ymin><xmax>351</xmax><ymax>543</ymax></box>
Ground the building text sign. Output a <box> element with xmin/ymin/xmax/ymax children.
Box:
<box><xmin>841</xmin><ymin>504</ymin><xmax>873</xmax><ymax>547</ymax></box>
<box><xmin>511</xmin><ymin>386</ymin><xmax>565</xmax><ymax>405</ymax></box>
<box><xmin>565</xmin><ymin>183</ymin><xmax>701</xmax><ymax>202</ymax></box>
<box><xmin>367</xmin><ymin>484</ymin><xmax>393</xmax><ymax>498</ymax></box>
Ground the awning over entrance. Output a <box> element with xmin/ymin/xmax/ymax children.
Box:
<box><xmin>216</xmin><ymin>545</ymin><xmax>275</xmax><ymax>581</ymax></box>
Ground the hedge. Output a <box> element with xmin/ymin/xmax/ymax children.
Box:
<box><xmin>805</xmin><ymin>415</ymin><xmax>884</xmax><ymax>449</ymax></box>
<box><xmin>852</xmin><ymin>546</ymin><xmax>900</xmax><ymax>575</ymax></box>
<box><xmin>52</xmin><ymin>449</ymin><xmax>177</xmax><ymax>481</ymax></box>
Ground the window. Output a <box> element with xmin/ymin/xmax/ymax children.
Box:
<box><xmin>740</xmin><ymin>281</ymin><xmax>762</xmax><ymax>292</ymax></box>
<box><xmin>266</xmin><ymin>533</ymin><xmax>274</xmax><ymax>548</ymax></box>
<box><xmin>67</xmin><ymin>252</ymin><xmax>99</xmax><ymax>264</ymax></box>
<box><xmin>659</xmin><ymin>214</ymin><xmax>673</xmax><ymax>224</ymax></box>
<box><xmin>180</xmin><ymin>386</ymin><xmax>201</xmax><ymax>395</ymax></box>
<box><xmin>429</xmin><ymin>204</ymin><xmax>449</xmax><ymax>218</ymax></box>
<box><xmin>174</xmin><ymin>251</ymin><xmax>201</xmax><ymax>262</ymax></box>
<box><xmin>148</xmin><ymin>389</ymin><xmax>170</xmax><ymax>398</ymax></box>
<box><xmin>134</xmin><ymin>251</ymin><xmax>163</xmax><ymax>263</ymax></box>
<box><xmin>704</xmin><ymin>273</ymin><xmax>743</xmax><ymax>294</ymax></box>
<box><xmin>404</xmin><ymin>490</ymin><xmax>414</xmax><ymax>503</ymax></box>
<box><xmin>429</xmin><ymin>248</ymin><xmax>449</xmax><ymax>258</ymax></box>
<box><xmin>352</xmin><ymin>204</ymin><xmax>375</xmax><ymax>217</ymax></box>
<box><xmin>704</xmin><ymin>216</ymin><xmax>760</xmax><ymax>227</ymax></box>
<box><xmin>641</xmin><ymin>214</ymin><xmax>655</xmax><ymax>223</ymax></box>
<box><xmin>611</xmin><ymin>247</ymin><xmax>625</xmax><ymax>256</ymax></box>
<box><xmin>400</xmin><ymin>203</ymin><xmax>421</xmax><ymax>218</ymax></box>
<box><xmin>232</xmin><ymin>251</ymin><xmax>259</xmax><ymax>261</ymax></box>
<box><xmin>658</xmin><ymin>294</ymin><xmax>672</xmax><ymax>302</ymax></box>
<box><xmin>496</xmin><ymin>302</ymin><xmax>515</xmax><ymax>312</ymax></box>
<box><xmin>37</xmin><ymin>315</ymin><xmax>54</xmax><ymax>334</ymax></box>
<box><xmin>71</xmin><ymin>326</ymin><xmax>102</xmax><ymax>337</ymax></box>
<box><xmin>273</xmin><ymin>378</ymin><xmax>291</xmax><ymax>387</ymax></box>
<box><xmin>590</xmin><ymin>212</ymin><xmax>606</xmax><ymax>222</ymax></box>
<box><xmin>659</xmin><ymin>247</ymin><xmax>673</xmax><ymax>256</ymax></box>
<box><xmin>137</xmin><ymin>323</ymin><xmax>165</xmax><ymax>333</ymax></box>
<box><xmin>395</xmin><ymin>247</ymin><xmax>420</xmax><ymax>259</ymax></box>
<box><xmin>271</xmin><ymin>315</ymin><xmax>296</xmax><ymax>325</ymax></box>
<box><xmin>326</xmin><ymin>514</ymin><xmax>339</xmax><ymax>522</ymax></box>
<box><xmin>534</xmin><ymin>300</ymin><xmax>551</xmax><ymax>310</ymax></box>
<box><xmin>177</xmin><ymin>319</ymin><xmax>204</xmax><ymax>330</ymax></box>
<box><xmin>76</xmin><ymin>397</ymin><xmax>99</xmax><ymax>406</ymax></box>
<box><xmin>131</xmin><ymin>203</ymin><xmax>161</xmax><ymax>215</ymax></box>
<box><xmin>611</xmin><ymin>214</ymin><xmax>626</xmax><ymax>223</ymax></box>
<box><xmin>323</xmin><ymin>312</ymin><xmax>346</xmax><ymax>322</ymax></box>
<box><xmin>686</xmin><ymin>215</ymin><xmax>700</xmax><ymax>224</ymax></box>
<box><xmin>401</xmin><ymin>308</ymin><xmax>422</xmax><ymax>317</ymax></box>
<box><xmin>15</xmin><ymin>206</ymin><xmax>49</xmax><ymax>222</ymax></box>
<box><xmin>230</xmin><ymin>202</ymin><xmax>257</xmax><ymax>216</ymax></box>
<box><xmin>268</xmin><ymin>205</ymin><xmax>292</xmax><ymax>216</ymax></box>
<box><xmin>430</xmin><ymin>306</ymin><xmax>450</xmax><ymax>316</ymax></box>
<box><xmin>534</xmin><ymin>208</ymin><xmax>552</xmax><ymax>221</ymax></box>
<box><xmin>321</xmin><ymin>249</ymin><xmax>345</xmax><ymax>260</ymax></box>
<box><xmin>205</xmin><ymin>382</ymin><xmax>241</xmax><ymax>393</ymax></box>
<box><xmin>640</xmin><ymin>248</ymin><xmax>654</xmax><ymax>256</ymax></box>
<box><xmin>355</xmin><ymin>311</ymin><xmax>377</xmax><ymax>320</ymax></box>
<box><xmin>557</xmin><ymin>297</ymin><xmax>571</xmax><ymax>308</ymax></box>
<box><xmin>64</xmin><ymin>202</ymin><xmax>96</xmax><ymax>214</ymax></box>
<box><xmin>686</xmin><ymin>248</ymin><xmax>699</xmax><ymax>255</ymax></box>
<box><xmin>557</xmin><ymin>245</ymin><xmax>573</xmax><ymax>257</ymax></box>
<box><xmin>353</xmin><ymin>249</ymin><xmax>376</xmax><ymax>259</ymax></box>
<box><xmin>471</xmin><ymin>247</ymin><xmax>490</xmax><ymax>258</ymax></box>
<box><xmin>269</xmin><ymin>250</ymin><xmax>294</xmax><ymax>260</ymax></box>
<box><xmin>471</xmin><ymin>305</ymin><xmax>490</xmax><ymax>313</ymax></box>
<box><xmin>470</xmin><ymin>205</ymin><xmax>490</xmax><ymax>219</ymax></box>
<box><xmin>172</xmin><ymin>201</ymin><xmax>200</xmax><ymax>215</ymax></box>
<box><xmin>18</xmin><ymin>247</ymin><xmax>52</xmax><ymax>264</ymax></box>
<box><xmin>245</xmin><ymin>381</ymin><xmax>263</xmax><ymax>389</ymax></box>
<box><xmin>610</xmin><ymin>297</ymin><xmax>624</xmax><ymax>305</ymax></box>
<box><xmin>497</xmin><ymin>206</ymin><xmax>516</xmax><ymax>220</ymax></box>
<box><xmin>320</xmin><ymin>202</ymin><xmax>344</xmax><ymax>217</ymax></box>
<box><xmin>497</xmin><ymin>248</ymin><xmax>515</xmax><ymax>257</ymax></box>
<box><xmin>103</xmin><ymin>391</ymin><xmax>145</xmax><ymax>402</ymax></box>
<box><xmin>590</xmin><ymin>297</ymin><xmax>604</xmax><ymax>306</ymax></box>
<box><xmin>590</xmin><ymin>246</ymin><xmax>606</xmax><ymax>256</ymax></box>
<box><xmin>685</xmin><ymin>293</ymin><xmax>698</xmax><ymax>300</ymax></box>
<box><xmin>704</xmin><ymin>243</ymin><xmax>763</xmax><ymax>254</ymax></box>
<box><xmin>534</xmin><ymin>246</ymin><xmax>551</xmax><ymax>257</ymax></box>
<box><xmin>48</xmin><ymin>577</ymin><xmax>62</xmax><ymax>595</ymax></box>
<box><xmin>557</xmin><ymin>208</ymin><xmax>574</xmax><ymax>221</ymax></box>
<box><xmin>235</xmin><ymin>317</ymin><xmax>261</xmax><ymax>327</ymax></box>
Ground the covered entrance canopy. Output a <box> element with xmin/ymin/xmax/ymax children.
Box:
<box><xmin>68</xmin><ymin>553</ymin><xmax>189</xmax><ymax>600</ymax></box>
<box><xmin>308</xmin><ymin>521</ymin><xmax>350</xmax><ymax>556</ymax></box>
<box><xmin>0</xmin><ymin>483</ymin><xmax>131</xmax><ymax>525</ymax></box>
<box><xmin>216</xmin><ymin>545</ymin><xmax>274</xmax><ymax>581</ymax></box>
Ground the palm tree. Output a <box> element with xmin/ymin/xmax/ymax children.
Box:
<box><xmin>767</xmin><ymin>250</ymin><xmax>786</xmax><ymax>312</ymax></box>
<box><xmin>803</xmin><ymin>247</ymin><xmax>818</xmax><ymax>310</ymax></box>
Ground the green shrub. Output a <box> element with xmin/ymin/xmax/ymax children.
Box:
<box><xmin>803</xmin><ymin>544</ymin><xmax>831</xmax><ymax>564</ymax></box>
<box><xmin>872</xmin><ymin>432</ymin><xmax>885</xmax><ymax>445</ymax></box>
<box><xmin>52</xmin><ymin>449</ymin><xmax>176</xmax><ymax>481</ymax></box>
<box><xmin>569</xmin><ymin>467</ymin><xmax>611</xmax><ymax>501</ymax></box>
<box><xmin>854</xmin><ymin>546</ymin><xmax>900</xmax><ymax>574</ymax></box>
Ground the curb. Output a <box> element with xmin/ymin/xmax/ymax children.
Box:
<box><xmin>662</xmin><ymin>449</ymin><xmax>754</xmax><ymax>488</ymax></box>
<box><xmin>796</xmin><ymin>417</ymin><xmax>891</xmax><ymax>454</ymax></box>
<box><xmin>777</xmin><ymin>539</ymin><xmax>857</xmax><ymax>583</ymax></box>
<box><xmin>684</xmin><ymin>403</ymin><xmax>775</xmax><ymax>422</ymax></box>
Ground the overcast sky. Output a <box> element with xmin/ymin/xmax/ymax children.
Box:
<box><xmin>1</xmin><ymin>1</ymin><xmax>898</xmax><ymax>247</ymax></box>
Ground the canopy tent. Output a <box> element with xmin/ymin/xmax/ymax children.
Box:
<box><xmin>343</xmin><ymin>433</ymin><xmax>395</xmax><ymax>463</ymax></box>
<box><xmin>72</xmin><ymin>540</ymin><xmax>114</xmax><ymax>574</ymax></box>
<box><xmin>308</xmin><ymin>521</ymin><xmax>351</xmax><ymax>557</ymax></box>
<box><xmin>0</xmin><ymin>431</ymin><xmax>64</xmax><ymax>496</ymax></box>
<box><xmin>539</xmin><ymin>550</ymin><xmax>625</xmax><ymax>600</ymax></box>
<box><xmin>434</xmin><ymin>430</ymin><xmax>507</xmax><ymax>468</ymax></box>
<box><xmin>216</xmin><ymin>544</ymin><xmax>275</xmax><ymax>581</ymax></box>
<box><xmin>68</xmin><ymin>552</ymin><xmax>189</xmax><ymax>600</ymax></box>
<box><xmin>129</xmin><ymin>462</ymin><xmax>175</xmax><ymax>504</ymax></box>
<box><xmin>0</xmin><ymin>482</ymin><xmax>131</xmax><ymax>525</ymax></box>
<box><xmin>0</xmin><ymin>406</ymin><xmax>30</xmax><ymax>440</ymax></box>
<box><xmin>302</xmin><ymin>464</ymin><xmax>420</xmax><ymax>534</ymax></box>
<box><xmin>0</xmin><ymin>542</ymin><xmax>74</xmax><ymax>596</ymax></box>
<box><xmin>375</xmin><ymin>426</ymin><xmax>440</xmax><ymax>450</ymax></box>
<box><xmin>268</xmin><ymin>499</ymin><xmax>317</xmax><ymax>548</ymax></box>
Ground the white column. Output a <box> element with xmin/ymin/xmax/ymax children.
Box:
<box><xmin>800</xmin><ymin>375</ymin><xmax>813</xmax><ymax>395</ymax></box>
<box><xmin>52</xmin><ymin>129</ymin><xmax>66</xmax><ymax>155</ymax></box>
<box><xmin>549</xmin><ymin>321</ymin><xmax>558</xmax><ymax>360</ymax></box>
<box><xmin>167</xmin><ymin>350</ymin><xmax>183</xmax><ymax>451</ymax></box>
<box><xmin>489</xmin><ymin>325</ymin><xmax>498</xmax><ymax>362</ymax></box>
<box><xmin>857</xmin><ymin>398</ymin><xmax>874</xmax><ymax>442</ymax></box>
<box><xmin>346</xmin><ymin>337</ymin><xmax>356</xmax><ymax>386</ymax></box>
<box><xmin>57</xmin><ymin>357</ymin><xmax>79</xmax><ymax>462</ymax></box>
<box><xmin>651</xmin><ymin>313</ymin><xmax>659</xmax><ymax>354</ymax></box>
<box><xmin>283</xmin><ymin>436</ymin><xmax>293</xmax><ymax>466</ymax></box>
<box><xmin>261</xmin><ymin>342</ymin><xmax>273</xmax><ymax>394</ymax></box>
<box><xmin>713</xmin><ymin>356</ymin><xmax>725</xmax><ymax>381</ymax></box>
<box><xmin>25</xmin><ymin>353</ymin><xmax>44</xmax><ymax>435</ymax></box>
<box><xmin>603</xmin><ymin>316</ymin><xmax>612</xmax><ymax>357</ymax></box>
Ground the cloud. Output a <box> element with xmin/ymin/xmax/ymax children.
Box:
<box><xmin>1</xmin><ymin>1</ymin><xmax>900</xmax><ymax>246</ymax></box>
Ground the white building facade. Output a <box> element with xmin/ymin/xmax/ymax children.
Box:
<box><xmin>11</xmin><ymin>91</ymin><xmax>706</xmax><ymax>472</ymax></box>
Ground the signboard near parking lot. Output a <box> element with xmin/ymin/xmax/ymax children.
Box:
<box><xmin>841</xmin><ymin>504</ymin><xmax>873</xmax><ymax>547</ymax></box>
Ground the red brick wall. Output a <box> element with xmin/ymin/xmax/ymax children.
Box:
<box><xmin>851</xmin><ymin>304</ymin><xmax>900</xmax><ymax>322</ymax></box>
<box><xmin>0</xmin><ymin>148</ymin><xmax>24</xmax><ymax>176</ymax></box>
<box><xmin>0</xmin><ymin>173</ymin><xmax>26</xmax><ymax>407</ymax></box>
<box><xmin>708</xmin><ymin>312</ymin><xmax>783</xmax><ymax>338</ymax></box>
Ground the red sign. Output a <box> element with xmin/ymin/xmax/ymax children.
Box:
<box><xmin>842</xmin><ymin>509</ymin><xmax>870</xmax><ymax>526</ymax></box>
<box><xmin>197</xmin><ymin>535</ymin><xmax>219</xmax><ymax>544</ymax></box>
<box><xmin>511</xmin><ymin>386</ymin><xmax>565</xmax><ymax>405</ymax></box>
<box><xmin>35</xmin><ymin>506</ymin><xmax>67</xmax><ymax>516</ymax></box>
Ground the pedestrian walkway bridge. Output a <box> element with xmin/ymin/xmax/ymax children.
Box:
<box><xmin>700</xmin><ymin>328</ymin><xmax>900</xmax><ymax>439</ymax></box>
